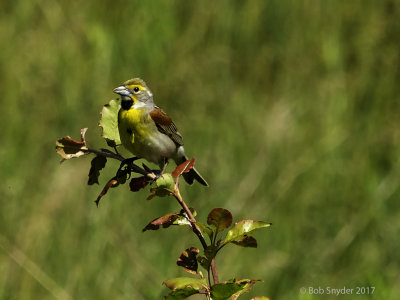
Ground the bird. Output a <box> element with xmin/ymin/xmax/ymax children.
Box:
<box><xmin>113</xmin><ymin>78</ymin><xmax>208</xmax><ymax>186</ymax></box>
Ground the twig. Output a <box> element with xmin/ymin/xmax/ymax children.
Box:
<box><xmin>85</xmin><ymin>147</ymin><xmax>125</xmax><ymax>161</ymax></box>
<box><xmin>172</xmin><ymin>189</ymin><xmax>207</xmax><ymax>248</ymax></box>
<box><xmin>81</xmin><ymin>147</ymin><xmax>218</xmax><ymax>284</ymax></box>
<box><xmin>172</xmin><ymin>189</ymin><xmax>219</xmax><ymax>285</ymax></box>
<box><xmin>85</xmin><ymin>147</ymin><xmax>157</xmax><ymax>180</ymax></box>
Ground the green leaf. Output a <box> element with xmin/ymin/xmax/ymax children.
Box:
<box><xmin>211</xmin><ymin>279</ymin><xmax>262</xmax><ymax>300</ymax></box>
<box><xmin>207</xmin><ymin>208</ymin><xmax>233</xmax><ymax>233</ymax></box>
<box><xmin>250</xmin><ymin>297</ymin><xmax>270</xmax><ymax>300</ymax></box>
<box><xmin>196</xmin><ymin>222</ymin><xmax>214</xmax><ymax>242</ymax></box>
<box><xmin>223</xmin><ymin>220</ymin><xmax>271</xmax><ymax>244</ymax></box>
<box><xmin>177</xmin><ymin>247</ymin><xmax>200</xmax><ymax>275</ymax></box>
<box><xmin>88</xmin><ymin>155</ymin><xmax>107</xmax><ymax>185</ymax></box>
<box><xmin>55</xmin><ymin>128</ymin><xmax>88</xmax><ymax>162</ymax></box>
<box><xmin>210</xmin><ymin>282</ymin><xmax>243</xmax><ymax>300</ymax></box>
<box><xmin>163</xmin><ymin>277</ymin><xmax>207</xmax><ymax>291</ymax></box>
<box><xmin>150</xmin><ymin>173</ymin><xmax>175</xmax><ymax>197</ymax></box>
<box><xmin>204</xmin><ymin>245</ymin><xmax>218</xmax><ymax>260</ymax></box>
<box><xmin>99</xmin><ymin>98</ymin><xmax>121</xmax><ymax>147</ymax></box>
<box><xmin>197</xmin><ymin>255</ymin><xmax>210</xmax><ymax>270</ymax></box>
<box><xmin>197</xmin><ymin>245</ymin><xmax>218</xmax><ymax>271</ymax></box>
<box><xmin>231</xmin><ymin>235</ymin><xmax>257</xmax><ymax>248</ymax></box>
<box><xmin>231</xmin><ymin>279</ymin><xmax>262</xmax><ymax>299</ymax></box>
<box><xmin>163</xmin><ymin>287</ymin><xmax>200</xmax><ymax>300</ymax></box>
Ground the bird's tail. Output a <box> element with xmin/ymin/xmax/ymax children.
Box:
<box><xmin>177</xmin><ymin>155</ymin><xmax>208</xmax><ymax>187</ymax></box>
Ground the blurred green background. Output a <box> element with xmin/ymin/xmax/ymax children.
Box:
<box><xmin>1</xmin><ymin>0</ymin><xmax>400</xmax><ymax>299</ymax></box>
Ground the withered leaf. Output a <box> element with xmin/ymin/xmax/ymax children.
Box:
<box><xmin>142</xmin><ymin>210</ymin><xmax>191</xmax><ymax>232</ymax></box>
<box><xmin>129</xmin><ymin>176</ymin><xmax>149</xmax><ymax>192</ymax></box>
<box><xmin>172</xmin><ymin>158</ymin><xmax>196</xmax><ymax>178</ymax></box>
<box><xmin>56</xmin><ymin>128</ymin><xmax>88</xmax><ymax>163</ymax></box>
<box><xmin>88</xmin><ymin>155</ymin><xmax>107</xmax><ymax>185</ymax></box>
<box><xmin>94</xmin><ymin>177</ymin><xmax>118</xmax><ymax>206</ymax></box>
<box><xmin>231</xmin><ymin>235</ymin><xmax>258</xmax><ymax>248</ymax></box>
<box><xmin>207</xmin><ymin>208</ymin><xmax>233</xmax><ymax>233</ymax></box>
<box><xmin>176</xmin><ymin>247</ymin><xmax>200</xmax><ymax>275</ymax></box>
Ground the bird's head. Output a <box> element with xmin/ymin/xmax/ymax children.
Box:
<box><xmin>113</xmin><ymin>78</ymin><xmax>153</xmax><ymax>110</ymax></box>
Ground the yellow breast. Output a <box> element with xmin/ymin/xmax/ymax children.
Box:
<box><xmin>118</xmin><ymin>107</ymin><xmax>153</xmax><ymax>144</ymax></box>
<box><xmin>118</xmin><ymin>107</ymin><xmax>177</xmax><ymax>164</ymax></box>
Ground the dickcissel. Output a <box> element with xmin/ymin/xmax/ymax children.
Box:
<box><xmin>113</xmin><ymin>78</ymin><xmax>208</xmax><ymax>186</ymax></box>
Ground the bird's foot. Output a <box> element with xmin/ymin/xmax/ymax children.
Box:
<box><xmin>150</xmin><ymin>169</ymin><xmax>164</xmax><ymax>184</ymax></box>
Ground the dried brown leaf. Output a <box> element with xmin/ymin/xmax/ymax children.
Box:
<box><xmin>94</xmin><ymin>178</ymin><xmax>118</xmax><ymax>206</ymax></box>
<box><xmin>55</xmin><ymin>128</ymin><xmax>89</xmax><ymax>163</ymax></box>
<box><xmin>172</xmin><ymin>158</ymin><xmax>196</xmax><ymax>178</ymax></box>
<box><xmin>177</xmin><ymin>247</ymin><xmax>200</xmax><ymax>275</ymax></box>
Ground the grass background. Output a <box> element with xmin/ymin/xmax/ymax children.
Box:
<box><xmin>1</xmin><ymin>0</ymin><xmax>400</xmax><ymax>299</ymax></box>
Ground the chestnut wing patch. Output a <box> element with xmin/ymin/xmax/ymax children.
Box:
<box><xmin>150</xmin><ymin>106</ymin><xmax>183</xmax><ymax>146</ymax></box>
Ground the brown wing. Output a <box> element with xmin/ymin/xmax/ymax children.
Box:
<box><xmin>150</xmin><ymin>106</ymin><xmax>183</xmax><ymax>146</ymax></box>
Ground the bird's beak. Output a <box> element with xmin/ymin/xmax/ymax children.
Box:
<box><xmin>113</xmin><ymin>85</ymin><xmax>130</xmax><ymax>97</ymax></box>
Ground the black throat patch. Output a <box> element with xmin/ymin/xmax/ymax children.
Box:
<box><xmin>121</xmin><ymin>99</ymin><xmax>133</xmax><ymax>110</ymax></box>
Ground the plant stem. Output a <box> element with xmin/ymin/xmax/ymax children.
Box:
<box><xmin>85</xmin><ymin>147</ymin><xmax>157</xmax><ymax>180</ymax></box>
<box><xmin>85</xmin><ymin>147</ymin><xmax>124</xmax><ymax>161</ymax></box>
<box><xmin>172</xmin><ymin>189</ymin><xmax>219</xmax><ymax>285</ymax></box>
<box><xmin>172</xmin><ymin>189</ymin><xmax>207</xmax><ymax>248</ymax></box>
<box><xmin>211</xmin><ymin>260</ymin><xmax>219</xmax><ymax>284</ymax></box>
<box><xmin>80</xmin><ymin>147</ymin><xmax>218</xmax><ymax>283</ymax></box>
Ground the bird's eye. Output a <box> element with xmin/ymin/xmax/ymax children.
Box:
<box><xmin>133</xmin><ymin>87</ymin><xmax>140</xmax><ymax>93</ymax></box>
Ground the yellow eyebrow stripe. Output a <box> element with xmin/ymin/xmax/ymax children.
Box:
<box><xmin>125</xmin><ymin>84</ymin><xmax>146</xmax><ymax>91</ymax></box>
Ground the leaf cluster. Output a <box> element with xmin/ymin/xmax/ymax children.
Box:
<box><xmin>55</xmin><ymin>99</ymin><xmax>271</xmax><ymax>299</ymax></box>
<box><xmin>163</xmin><ymin>207</ymin><xmax>271</xmax><ymax>300</ymax></box>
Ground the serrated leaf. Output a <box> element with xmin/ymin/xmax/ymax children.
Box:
<box><xmin>88</xmin><ymin>155</ymin><xmax>107</xmax><ymax>185</ymax></box>
<box><xmin>207</xmin><ymin>208</ymin><xmax>232</xmax><ymax>233</ymax></box>
<box><xmin>231</xmin><ymin>235</ymin><xmax>257</xmax><ymax>248</ymax></box>
<box><xmin>99</xmin><ymin>99</ymin><xmax>121</xmax><ymax>147</ymax></box>
<box><xmin>163</xmin><ymin>277</ymin><xmax>207</xmax><ymax>291</ymax></box>
<box><xmin>211</xmin><ymin>279</ymin><xmax>262</xmax><ymax>300</ymax></box>
<box><xmin>163</xmin><ymin>287</ymin><xmax>200</xmax><ymax>300</ymax></box>
<box><xmin>177</xmin><ymin>247</ymin><xmax>200</xmax><ymax>275</ymax></box>
<box><xmin>223</xmin><ymin>220</ymin><xmax>271</xmax><ymax>244</ymax></box>
<box><xmin>55</xmin><ymin>128</ymin><xmax>88</xmax><ymax>162</ymax></box>
<box><xmin>142</xmin><ymin>210</ymin><xmax>191</xmax><ymax>232</ymax></box>
<box><xmin>172</xmin><ymin>158</ymin><xmax>196</xmax><ymax>178</ymax></box>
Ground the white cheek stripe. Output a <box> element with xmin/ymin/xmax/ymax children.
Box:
<box><xmin>133</xmin><ymin>101</ymin><xmax>147</xmax><ymax>109</ymax></box>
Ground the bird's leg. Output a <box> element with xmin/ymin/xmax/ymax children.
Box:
<box><xmin>152</xmin><ymin>158</ymin><xmax>169</xmax><ymax>182</ymax></box>
<box><xmin>160</xmin><ymin>157</ymin><xmax>169</xmax><ymax>175</ymax></box>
